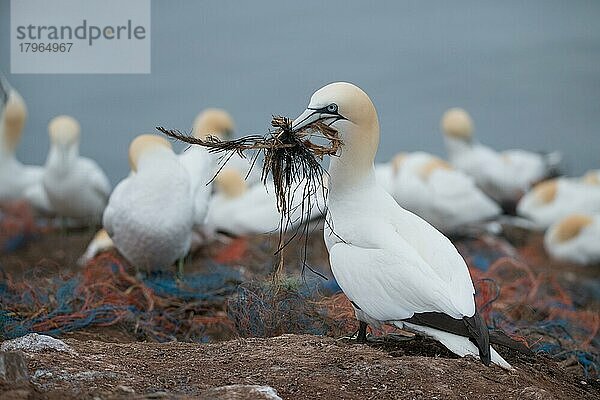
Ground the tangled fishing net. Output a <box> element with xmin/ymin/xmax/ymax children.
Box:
<box><xmin>0</xmin><ymin>253</ymin><xmax>243</xmax><ymax>342</ymax></box>
<box><xmin>228</xmin><ymin>278</ymin><xmax>348</xmax><ymax>338</ymax></box>
<box><xmin>0</xmin><ymin>201</ymin><xmax>39</xmax><ymax>252</ymax></box>
<box><xmin>457</xmin><ymin>234</ymin><xmax>599</xmax><ymax>378</ymax></box>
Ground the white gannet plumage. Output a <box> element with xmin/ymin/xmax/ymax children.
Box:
<box><xmin>0</xmin><ymin>85</ymin><xmax>45</xmax><ymax>202</ymax></box>
<box><xmin>191</xmin><ymin>108</ymin><xmax>261</xmax><ymax>185</ymax></box>
<box><xmin>441</xmin><ymin>108</ymin><xmax>557</xmax><ymax>204</ymax></box>
<box><xmin>544</xmin><ymin>214</ymin><xmax>600</xmax><ymax>265</ymax></box>
<box><xmin>178</xmin><ymin>109</ymin><xmax>237</xmax><ymax>227</ymax></box>
<box><xmin>205</xmin><ymin>168</ymin><xmax>325</xmax><ymax>236</ymax></box>
<box><xmin>517</xmin><ymin>177</ymin><xmax>600</xmax><ymax>229</ymax></box>
<box><xmin>374</xmin><ymin>153</ymin><xmax>407</xmax><ymax>195</ymax></box>
<box><xmin>389</xmin><ymin>151</ymin><xmax>501</xmax><ymax>232</ymax></box>
<box><xmin>583</xmin><ymin>169</ymin><xmax>600</xmax><ymax>186</ymax></box>
<box><xmin>103</xmin><ymin>135</ymin><xmax>194</xmax><ymax>270</ymax></box>
<box><xmin>42</xmin><ymin>115</ymin><xmax>110</xmax><ymax>221</ymax></box>
<box><xmin>292</xmin><ymin>82</ymin><xmax>511</xmax><ymax>368</ymax></box>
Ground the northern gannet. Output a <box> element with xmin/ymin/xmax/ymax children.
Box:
<box><xmin>374</xmin><ymin>153</ymin><xmax>407</xmax><ymax>194</ymax></box>
<box><xmin>441</xmin><ymin>108</ymin><xmax>559</xmax><ymax>204</ymax></box>
<box><xmin>42</xmin><ymin>116</ymin><xmax>111</xmax><ymax>222</ymax></box>
<box><xmin>544</xmin><ymin>214</ymin><xmax>600</xmax><ymax>265</ymax></box>
<box><xmin>292</xmin><ymin>82</ymin><xmax>513</xmax><ymax>368</ymax></box>
<box><xmin>103</xmin><ymin>135</ymin><xmax>194</xmax><ymax>270</ymax></box>
<box><xmin>0</xmin><ymin>84</ymin><xmax>45</xmax><ymax>202</ymax></box>
<box><xmin>516</xmin><ymin>177</ymin><xmax>600</xmax><ymax>229</ymax></box>
<box><xmin>388</xmin><ymin>151</ymin><xmax>501</xmax><ymax>232</ymax></box>
<box><xmin>583</xmin><ymin>169</ymin><xmax>600</xmax><ymax>185</ymax></box>
<box><xmin>192</xmin><ymin>108</ymin><xmax>260</xmax><ymax>185</ymax></box>
<box><xmin>205</xmin><ymin>168</ymin><xmax>325</xmax><ymax>236</ymax></box>
<box><xmin>179</xmin><ymin>109</ymin><xmax>232</xmax><ymax>227</ymax></box>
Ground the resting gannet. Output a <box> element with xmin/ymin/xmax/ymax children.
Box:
<box><xmin>583</xmin><ymin>170</ymin><xmax>600</xmax><ymax>186</ymax></box>
<box><xmin>103</xmin><ymin>135</ymin><xmax>194</xmax><ymax>270</ymax></box>
<box><xmin>389</xmin><ymin>152</ymin><xmax>501</xmax><ymax>232</ymax></box>
<box><xmin>441</xmin><ymin>108</ymin><xmax>559</xmax><ymax>204</ymax></box>
<box><xmin>0</xmin><ymin>83</ymin><xmax>45</xmax><ymax>202</ymax></box>
<box><xmin>292</xmin><ymin>82</ymin><xmax>515</xmax><ymax>368</ymax></box>
<box><xmin>192</xmin><ymin>108</ymin><xmax>260</xmax><ymax>185</ymax></box>
<box><xmin>516</xmin><ymin>178</ymin><xmax>600</xmax><ymax>229</ymax></box>
<box><xmin>544</xmin><ymin>214</ymin><xmax>600</xmax><ymax>265</ymax></box>
<box><xmin>178</xmin><ymin>109</ymin><xmax>233</xmax><ymax>227</ymax></box>
<box><xmin>206</xmin><ymin>168</ymin><xmax>325</xmax><ymax>236</ymax></box>
<box><xmin>42</xmin><ymin>116</ymin><xmax>110</xmax><ymax>222</ymax></box>
<box><xmin>374</xmin><ymin>153</ymin><xmax>407</xmax><ymax>194</ymax></box>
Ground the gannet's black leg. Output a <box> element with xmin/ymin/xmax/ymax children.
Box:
<box><xmin>357</xmin><ymin>321</ymin><xmax>368</xmax><ymax>343</ymax></box>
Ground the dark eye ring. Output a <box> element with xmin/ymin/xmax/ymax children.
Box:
<box><xmin>327</xmin><ymin>104</ymin><xmax>338</xmax><ymax>113</ymax></box>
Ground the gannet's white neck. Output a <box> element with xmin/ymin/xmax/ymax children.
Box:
<box><xmin>444</xmin><ymin>136</ymin><xmax>473</xmax><ymax>161</ymax></box>
<box><xmin>0</xmin><ymin>116</ymin><xmax>19</xmax><ymax>160</ymax></box>
<box><xmin>0</xmin><ymin>135</ymin><xmax>15</xmax><ymax>160</ymax></box>
<box><xmin>328</xmin><ymin>120</ymin><xmax>380</xmax><ymax>196</ymax></box>
<box><xmin>47</xmin><ymin>143</ymin><xmax>79</xmax><ymax>176</ymax></box>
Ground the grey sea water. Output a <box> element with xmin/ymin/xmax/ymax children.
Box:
<box><xmin>1</xmin><ymin>0</ymin><xmax>599</xmax><ymax>184</ymax></box>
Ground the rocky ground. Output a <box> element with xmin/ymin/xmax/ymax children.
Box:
<box><xmin>1</xmin><ymin>334</ymin><xmax>599</xmax><ymax>400</ymax></box>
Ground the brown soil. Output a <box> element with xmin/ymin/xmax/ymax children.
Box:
<box><xmin>2</xmin><ymin>334</ymin><xmax>597</xmax><ymax>400</ymax></box>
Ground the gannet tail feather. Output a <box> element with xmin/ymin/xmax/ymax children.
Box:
<box><xmin>401</xmin><ymin>321</ymin><xmax>513</xmax><ymax>370</ymax></box>
<box><xmin>401</xmin><ymin>310</ymin><xmax>491</xmax><ymax>365</ymax></box>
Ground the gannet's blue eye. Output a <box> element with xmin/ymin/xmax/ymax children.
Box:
<box><xmin>327</xmin><ymin>104</ymin><xmax>338</xmax><ymax>113</ymax></box>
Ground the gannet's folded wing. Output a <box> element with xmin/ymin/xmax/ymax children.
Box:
<box><xmin>329</xmin><ymin>229</ymin><xmax>475</xmax><ymax>322</ymax></box>
<box><xmin>81</xmin><ymin>158</ymin><xmax>112</xmax><ymax>200</ymax></box>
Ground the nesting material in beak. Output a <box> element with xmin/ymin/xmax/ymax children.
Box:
<box><xmin>157</xmin><ymin>116</ymin><xmax>341</xmax><ymax>279</ymax></box>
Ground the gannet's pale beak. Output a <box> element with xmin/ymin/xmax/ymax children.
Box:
<box><xmin>291</xmin><ymin>109</ymin><xmax>323</xmax><ymax>132</ymax></box>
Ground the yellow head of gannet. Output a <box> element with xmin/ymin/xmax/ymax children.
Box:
<box><xmin>441</xmin><ymin>108</ymin><xmax>474</xmax><ymax>141</ymax></box>
<box><xmin>292</xmin><ymin>82</ymin><xmax>379</xmax><ymax>183</ymax></box>
<box><xmin>215</xmin><ymin>168</ymin><xmax>247</xmax><ymax>198</ymax></box>
<box><xmin>193</xmin><ymin>108</ymin><xmax>235</xmax><ymax>140</ymax></box>
<box><xmin>531</xmin><ymin>179</ymin><xmax>558</xmax><ymax>205</ymax></box>
<box><xmin>128</xmin><ymin>134</ymin><xmax>173</xmax><ymax>172</ymax></box>
<box><xmin>551</xmin><ymin>214</ymin><xmax>593</xmax><ymax>243</ymax></box>
<box><xmin>582</xmin><ymin>170</ymin><xmax>600</xmax><ymax>186</ymax></box>
<box><xmin>390</xmin><ymin>152</ymin><xmax>409</xmax><ymax>175</ymax></box>
<box><xmin>3</xmin><ymin>91</ymin><xmax>27</xmax><ymax>152</ymax></box>
<box><xmin>418</xmin><ymin>157</ymin><xmax>453</xmax><ymax>181</ymax></box>
<box><xmin>48</xmin><ymin>115</ymin><xmax>80</xmax><ymax>147</ymax></box>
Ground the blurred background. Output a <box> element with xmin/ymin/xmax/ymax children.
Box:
<box><xmin>1</xmin><ymin>0</ymin><xmax>599</xmax><ymax>184</ymax></box>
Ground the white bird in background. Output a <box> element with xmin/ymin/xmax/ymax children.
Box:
<box><xmin>292</xmin><ymin>82</ymin><xmax>519</xmax><ymax>368</ymax></box>
<box><xmin>191</xmin><ymin>108</ymin><xmax>261</xmax><ymax>185</ymax></box>
<box><xmin>441</xmin><ymin>108</ymin><xmax>559</xmax><ymax>205</ymax></box>
<box><xmin>388</xmin><ymin>151</ymin><xmax>501</xmax><ymax>232</ymax></box>
<box><xmin>179</xmin><ymin>109</ymin><xmax>230</xmax><ymax>228</ymax></box>
<box><xmin>0</xmin><ymin>82</ymin><xmax>45</xmax><ymax>202</ymax></box>
<box><xmin>206</xmin><ymin>168</ymin><xmax>325</xmax><ymax>237</ymax></box>
<box><xmin>516</xmin><ymin>177</ymin><xmax>600</xmax><ymax>229</ymax></box>
<box><xmin>78</xmin><ymin>228</ymin><xmax>114</xmax><ymax>266</ymax></box>
<box><xmin>42</xmin><ymin>115</ymin><xmax>111</xmax><ymax>222</ymax></box>
<box><xmin>544</xmin><ymin>214</ymin><xmax>600</xmax><ymax>265</ymax></box>
<box><xmin>374</xmin><ymin>153</ymin><xmax>407</xmax><ymax>194</ymax></box>
<box><xmin>103</xmin><ymin>135</ymin><xmax>194</xmax><ymax>271</ymax></box>
<box><xmin>583</xmin><ymin>169</ymin><xmax>600</xmax><ymax>185</ymax></box>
